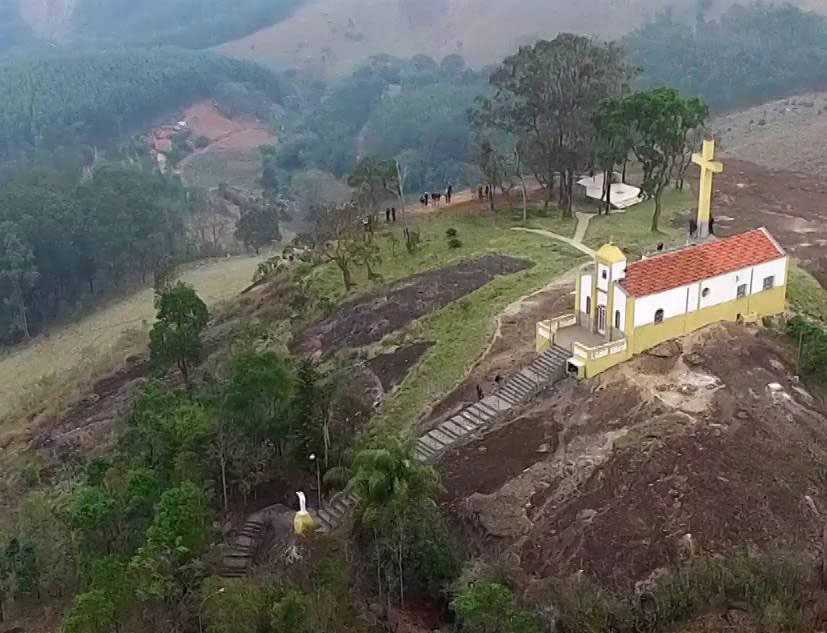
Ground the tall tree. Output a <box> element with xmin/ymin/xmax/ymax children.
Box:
<box><xmin>0</xmin><ymin>221</ymin><xmax>38</xmax><ymax>339</ymax></box>
<box><xmin>235</xmin><ymin>197</ymin><xmax>284</xmax><ymax>254</ymax></box>
<box><xmin>302</xmin><ymin>203</ymin><xmax>366</xmax><ymax>291</ymax></box>
<box><xmin>593</xmin><ymin>100</ymin><xmax>634</xmax><ymax>215</ymax></box>
<box><xmin>148</xmin><ymin>282</ymin><xmax>209</xmax><ymax>390</ymax></box>
<box><xmin>474</xmin><ymin>35</ymin><xmax>630</xmax><ymax>217</ymax></box>
<box><xmin>608</xmin><ymin>88</ymin><xmax>708</xmax><ymax>231</ymax></box>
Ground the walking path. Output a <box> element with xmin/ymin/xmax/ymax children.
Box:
<box><xmin>511</xmin><ymin>211</ymin><xmax>596</xmax><ymax>257</ymax></box>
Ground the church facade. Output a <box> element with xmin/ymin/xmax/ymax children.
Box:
<box><xmin>536</xmin><ymin>141</ymin><xmax>789</xmax><ymax>378</ymax></box>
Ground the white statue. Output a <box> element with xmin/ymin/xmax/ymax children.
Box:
<box><xmin>293</xmin><ymin>491</ymin><xmax>316</xmax><ymax>535</ymax></box>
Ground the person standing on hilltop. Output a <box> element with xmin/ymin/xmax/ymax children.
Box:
<box><xmin>447</xmin><ymin>184</ymin><xmax>453</xmax><ymax>203</ymax></box>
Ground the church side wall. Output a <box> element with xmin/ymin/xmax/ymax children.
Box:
<box><xmin>634</xmin><ymin>286</ymin><xmax>690</xmax><ymax>327</ymax></box>
<box><xmin>613</xmin><ymin>287</ymin><xmax>627</xmax><ymax>332</ymax></box>
<box><xmin>631</xmin><ymin>263</ymin><xmax>788</xmax><ymax>355</ymax></box>
<box><xmin>579</xmin><ymin>274</ymin><xmax>592</xmax><ymax>314</ymax></box>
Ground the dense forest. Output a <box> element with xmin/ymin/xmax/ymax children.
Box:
<box><xmin>0</xmin><ymin>47</ymin><xmax>282</xmax><ymax>158</ymax></box>
<box><xmin>0</xmin><ymin>158</ymin><xmax>193</xmax><ymax>343</ymax></box>
<box><xmin>626</xmin><ymin>2</ymin><xmax>827</xmax><ymax>110</ymax></box>
<box><xmin>0</xmin><ymin>0</ymin><xmax>305</xmax><ymax>54</ymax></box>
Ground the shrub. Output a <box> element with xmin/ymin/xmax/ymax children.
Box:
<box><xmin>788</xmin><ymin>315</ymin><xmax>827</xmax><ymax>378</ymax></box>
<box><xmin>448</xmin><ymin>237</ymin><xmax>463</xmax><ymax>249</ymax></box>
<box><xmin>195</xmin><ymin>135</ymin><xmax>210</xmax><ymax>149</ymax></box>
<box><xmin>446</xmin><ymin>228</ymin><xmax>458</xmax><ymax>238</ymax></box>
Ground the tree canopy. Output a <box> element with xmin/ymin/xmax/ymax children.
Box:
<box><xmin>627</xmin><ymin>2</ymin><xmax>827</xmax><ymax>111</ymax></box>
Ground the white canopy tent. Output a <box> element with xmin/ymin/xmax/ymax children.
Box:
<box><xmin>577</xmin><ymin>172</ymin><xmax>643</xmax><ymax>210</ymax></box>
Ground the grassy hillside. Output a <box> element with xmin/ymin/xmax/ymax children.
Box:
<box><xmin>218</xmin><ymin>0</ymin><xmax>827</xmax><ymax>75</ymax></box>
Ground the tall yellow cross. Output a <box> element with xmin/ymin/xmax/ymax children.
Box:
<box><xmin>691</xmin><ymin>139</ymin><xmax>724</xmax><ymax>238</ymax></box>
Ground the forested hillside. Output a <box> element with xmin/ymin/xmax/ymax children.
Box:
<box><xmin>627</xmin><ymin>2</ymin><xmax>827</xmax><ymax>110</ymax></box>
<box><xmin>0</xmin><ymin>47</ymin><xmax>281</xmax><ymax>158</ymax></box>
<box><xmin>276</xmin><ymin>54</ymin><xmax>486</xmax><ymax>194</ymax></box>
<box><xmin>0</xmin><ymin>158</ymin><xmax>193</xmax><ymax>343</ymax></box>
<box><xmin>2</xmin><ymin>0</ymin><xmax>304</xmax><ymax>52</ymax></box>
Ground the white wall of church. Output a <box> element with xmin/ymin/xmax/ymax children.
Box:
<box><xmin>687</xmin><ymin>284</ymin><xmax>699</xmax><ymax>313</ymax></box>
<box><xmin>631</xmin><ymin>257</ymin><xmax>788</xmax><ymax>328</ymax></box>
<box><xmin>751</xmin><ymin>258</ymin><xmax>787</xmax><ymax>292</ymax></box>
<box><xmin>580</xmin><ymin>274</ymin><xmax>592</xmax><ymax>313</ymax></box>
<box><xmin>634</xmin><ymin>286</ymin><xmax>691</xmax><ymax>327</ymax></box>
<box><xmin>611</xmin><ymin>261</ymin><xmax>626</xmax><ymax>280</ymax></box>
<box><xmin>613</xmin><ymin>287</ymin><xmax>627</xmax><ymax>332</ymax></box>
<box><xmin>698</xmin><ymin>266</ymin><xmax>752</xmax><ymax>309</ymax></box>
<box><xmin>597</xmin><ymin>264</ymin><xmax>609</xmax><ymax>292</ymax></box>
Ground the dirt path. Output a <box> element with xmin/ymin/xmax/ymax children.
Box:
<box><xmin>0</xmin><ymin>254</ymin><xmax>268</xmax><ymax>423</ymax></box>
<box><xmin>510</xmin><ymin>212</ymin><xmax>596</xmax><ymax>257</ymax></box>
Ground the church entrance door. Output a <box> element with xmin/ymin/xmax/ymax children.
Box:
<box><xmin>596</xmin><ymin>306</ymin><xmax>607</xmax><ymax>334</ymax></box>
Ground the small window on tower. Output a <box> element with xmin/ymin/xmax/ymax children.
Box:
<box><xmin>737</xmin><ymin>284</ymin><xmax>748</xmax><ymax>298</ymax></box>
<box><xmin>601</xmin><ymin>269</ymin><xmax>608</xmax><ymax>280</ymax></box>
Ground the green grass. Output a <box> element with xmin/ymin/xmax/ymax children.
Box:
<box><xmin>584</xmin><ymin>189</ymin><xmax>694</xmax><ymax>257</ymax></box>
<box><xmin>309</xmin><ymin>207</ymin><xmax>579</xmax><ymax>301</ymax></box>
<box><xmin>788</xmin><ymin>263</ymin><xmax>827</xmax><ymax>322</ymax></box>
<box><xmin>310</xmin><ymin>209</ymin><xmax>584</xmax><ymax>439</ymax></box>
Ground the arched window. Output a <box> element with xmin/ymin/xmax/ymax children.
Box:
<box><xmin>615</xmin><ymin>310</ymin><xmax>621</xmax><ymax>330</ymax></box>
<box><xmin>654</xmin><ymin>309</ymin><xmax>665</xmax><ymax>324</ymax></box>
<box><xmin>585</xmin><ymin>296</ymin><xmax>591</xmax><ymax>315</ymax></box>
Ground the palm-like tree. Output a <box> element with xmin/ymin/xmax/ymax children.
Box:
<box><xmin>348</xmin><ymin>436</ymin><xmax>438</xmax><ymax>606</ymax></box>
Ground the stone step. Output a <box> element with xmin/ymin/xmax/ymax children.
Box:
<box><xmin>499</xmin><ymin>386</ymin><xmax>525</xmax><ymax>402</ymax></box>
<box><xmin>428</xmin><ymin>428</ymin><xmax>454</xmax><ymax>446</ymax></box>
<box><xmin>504</xmin><ymin>381</ymin><xmax>531</xmax><ymax>396</ymax></box>
<box><xmin>416</xmin><ymin>439</ymin><xmax>438</xmax><ymax>455</ymax></box>
<box><xmin>441</xmin><ymin>420</ymin><xmax>467</xmax><ymax>438</ymax></box>
<box><xmin>414</xmin><ymin>447</ymin><xmax>431</xmax><ymax>461</ymax></box>
<box><xmin>475</xmin><ymin>400</ymin><xmax>498</xmax><ymax>418</ymax></box>
<box><xmin>466</xmin><ymin>406</ymin><xmax>490</xmax><ymax>421</ymax></box>
<box><xmin>495</xmin><ymin>390</ymin><xmax>520</xmax><ymax>406</ymax></box>
<box><xmin>420</xmin><ymin>434</ymin><xmax>444</xmax><ymax>452</ymax></box>
<box><xmin>437</xmin><ymin>421</ymin><xmax>464</xmax><ymax>440</ymax></box>
<box><xmin>453</xmin><ymin>415</ymin><xmax>478</xmax><ymax>432</ymax></box>
<box><xmin>511</xmin><ymin>374</ymin><xmax>536</xmax><ymax>391</ymax></box>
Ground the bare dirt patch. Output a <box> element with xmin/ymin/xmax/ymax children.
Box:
<box><xmin>365</xmin><ymin>342</ymin><xmax>434</xmax><ymax>392</ymax></box>
<box><xmin>716</xmin><ymin>90</ymin><xmax>827</xmax><ymax>179</ymax></box>
<box><xmin>293</xmin><ymin>255</ymin><xmax>533</xmax><ymax>359</ymax></box>
<box><xmin>672</xmin><ymin>158</ymin><xmax>827</xmax><ymax>287</ymax></box>
<box><xmin>438</xmin><ymin>324</ymin><xmax>827</xmax><ymax>590</ymax></box>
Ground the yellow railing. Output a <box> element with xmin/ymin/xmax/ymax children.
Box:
<box><xmin>572</xmin><ymin>338</ymin><xmax>627</xmax><ymax>361</ymax></box>
<box><xmin>536</xmin><ymin>313</ymin><xmax>578</xmax><ymax>352</ymax></box>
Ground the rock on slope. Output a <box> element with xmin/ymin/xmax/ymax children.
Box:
<box><xmin>438</xmin><ymin>323</ymin><xmax>827</xmax><ymax>590</ymax></box>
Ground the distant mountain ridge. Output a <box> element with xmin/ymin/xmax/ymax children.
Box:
<box><xmin>217</xmin><ymin>0</ymin><xmax>827</xmax><ymax>75</ymax></box>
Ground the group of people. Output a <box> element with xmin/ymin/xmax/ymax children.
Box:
<box><xmin>419</xmin><ymin>184</ymin><xmax>453</xmax><ymax>208</ymax></box>
<box><xmin>384</xmin><ymin>207</ymin><xmax>398</xmax><ymax>223</ymax></box>
<box><xmin>477</xmin><ymin>184</ymin><xmax>491</xmax><ymax>201</ymax></box>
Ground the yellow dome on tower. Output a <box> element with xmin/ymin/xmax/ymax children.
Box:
<box><xmin>596</xmin><ymin>243</ymin><xmax>626</xmax><ymax>264</ymax></box>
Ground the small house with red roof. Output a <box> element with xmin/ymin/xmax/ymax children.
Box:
<box><xmin>537</xmin><ymin>141</ymin><xmax>788</xmax><ymax>378</ymax></box>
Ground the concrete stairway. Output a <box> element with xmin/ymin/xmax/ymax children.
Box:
<box><xmin>221</xmin><ymin>345</ymin><xmax>573</xmax><ymax>572</ymax></box>
<box><xmin>219</xmin><ymin>516</ymin><xmax>267</xmax><ymax>578</ymax></box>
<box><xmin>413</xmin><ymin>344</ymin><xmax>570</xmax><ymax>461</ymax></box>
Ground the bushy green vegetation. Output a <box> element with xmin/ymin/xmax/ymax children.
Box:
<box><xmin>627</xmin><ymin>2</ymin><xmax>827</xmax><ymax>111</ymax></box>
<box><xmin>787</xmin><ymin>264</ymin><xmax>827</xmax><ymax>322</ymax></box>
<box><xmin>550</xmin><ymin>553</ymin><xmax>810</xmax><ymax>633</ymax></box>
<box><xmin>0</xmin><ymin>47</ymin><xmax>280</xmax><ymax>157</ymax></box>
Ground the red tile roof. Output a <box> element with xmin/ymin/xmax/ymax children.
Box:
<box><xmin>620</xmin><ymin>228</ymin><xmax>785</xmax><ymax>298</ymax></box>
